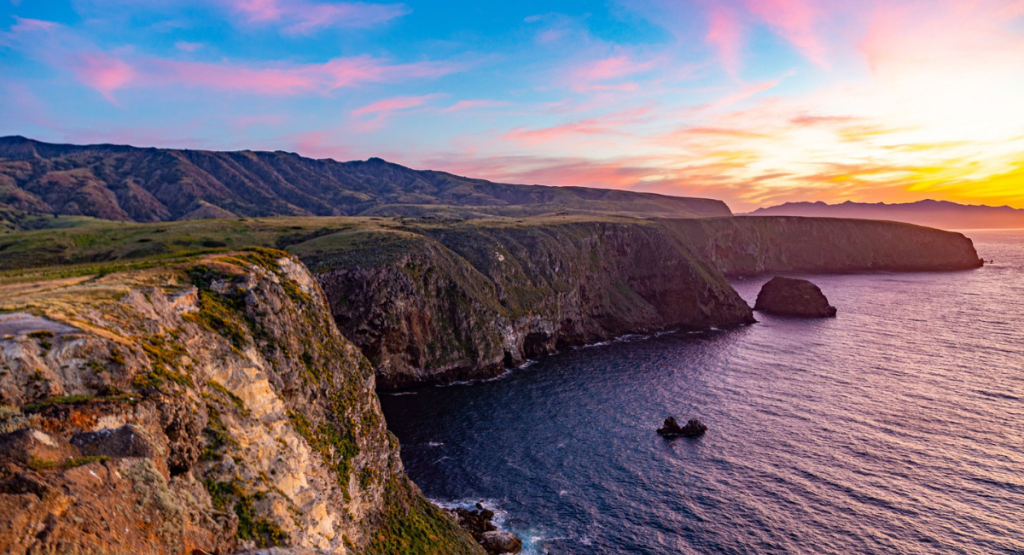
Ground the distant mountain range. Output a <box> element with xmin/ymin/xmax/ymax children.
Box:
<box><xmin>0</xmin><ymin>136</ymin><xmax>730</xmax><ymax>223</ymax></box>
<box><xmin>746</xmin><ymin>200</ymin><xmax>1024</xmax><ymax>230</ymax></box>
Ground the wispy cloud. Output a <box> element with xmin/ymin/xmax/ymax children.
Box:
<box><xmin>442</xmin><ymin>99</ymin><xmax>510</xmax><ymax>113</ymax></box>
<box><xmin>706</xmin><ymin>5</ymin><xmax>744</xmax><ymax>77</ymax></box>
<box><xmin>743</xmin><ymin>0</ymin><xmax>829</xmax><ymax>67</ymax></box>
<box><xmin>226</xmin><ymin>0</ymin><xmax>411</xmax><ymax>34</ymax></box>
<box><xmin>3</xmin><ymin>18</ymin><xmax>462</xmax><ymax>99</ymax></box>
<box><xmin>502</xmin><ymin>108</ymin><xmax>651</xmax><ymax>145</ymax></box>
<box><xmin>351</xmin><ymin>93</ymin><xmax>439</xmax><ymax>116</ymax></box>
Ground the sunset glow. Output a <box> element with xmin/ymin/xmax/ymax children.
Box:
<box><xmin>2</xmin><ymin>0</ymin><xmax>1023</xmax><ymax>211</ymax></box>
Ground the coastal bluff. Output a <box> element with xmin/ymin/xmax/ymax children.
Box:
<box><xmin>0</xmin><ymin>250</ymin><xmax>482</xmax><ymax>555</ymax></box>
<box><xmin>0</xmin><ymin>214</ymin><xmax>983</xmax><ymax>389</ymax></box>
<box><xmin>310</xmin><ymin>217</ymin><xmax>982</xmax><ymax>387</ymax></box>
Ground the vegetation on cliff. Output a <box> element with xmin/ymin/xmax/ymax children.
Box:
<box><xmin>0</xmin><ymin>212</ymin><xmax>983</xmax><ymax>387</ymax></box>
<box><xmin>0</xmin><ymin>249</ymin><xmax>482</xmax><ymax>554</ymax></box>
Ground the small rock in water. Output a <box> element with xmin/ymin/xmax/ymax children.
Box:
<box><xmin>449</xmin><ymin>504</ymin><xmax>521</xmax><ymax>553</ymax></box>
<box><xmin>480</xmin><ymin>531</ymin><xmax>523</xmax><ymax>554</ymax></box>
<box><xmin>657</xmin><ymin>417</ymin><xmax>708</xmax><ymax>437</ymax></box>
<box><xmin>754</xmin><ymin>276</ymin><xmax>837</xmax><ymax>318</ymax></box>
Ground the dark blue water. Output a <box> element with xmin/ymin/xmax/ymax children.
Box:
<box><xmin>380</xmin><ymin>230</ymin><xmax>1024</xmax><ymax>555</ymax></box>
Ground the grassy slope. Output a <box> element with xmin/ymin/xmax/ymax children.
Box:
<box><xmin>0</xmin><ymin>214</ymin><xmax>652</xmax><ymax>280</ymax></box>
<box><xmin>0</xmin><ymin>136</ymin><xmax>731</xmax><ymax>222</ymax></box>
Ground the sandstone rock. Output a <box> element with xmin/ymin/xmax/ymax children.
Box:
<box><xmin>657</xmin><ymin>417</ymin><xmax>708</xmax><ymax>438</ymax></box>
<box><xmin>480</xmin><ymin>531</ymin><xmax>523</xmax><ymax>554</ymax></box>
<box><xmin>754</xmin><ymin>277</ymin><xmax>837</xmax><ymax>318</ymax></box>
<box><xmin>0</xmin><ymin>251</ymin><xmax>484</xmax><ymax>555</ymax></box>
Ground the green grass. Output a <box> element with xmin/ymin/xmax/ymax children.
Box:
<box><xmin>365</xmin><ymin>475</ymin><xmax>483</xmax><ymax>555</ymax></box>
<box><xmin>203</xmin><ymin>479</ymin><xmax>288</xmax><ymax>547</ymax></box>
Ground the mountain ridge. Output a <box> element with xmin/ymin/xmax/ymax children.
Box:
<box><xmin>0</xmin><ymin>135</ymin><xmax>731</xmax><ymax>223</ymax></box>
<box><xmin>746</xmin><ymin>199</ymin><xmax>1024</xmax><ymax>229</ymax></box>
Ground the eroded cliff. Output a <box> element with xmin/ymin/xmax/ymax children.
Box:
<box><xmin>0</xmin><ymin>249</ymin><xmax>481</xmax><ymax>555</ymax></box>
<box><xmin>303</xmin><ymin>221</ymin><xmax>755</xmax><ymax>388</ymax></box>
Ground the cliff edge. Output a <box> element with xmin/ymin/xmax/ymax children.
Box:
<box><xmin>0</xmin><ymin>249</ymin><xmax>481</xmax><ymax>554</ymax></box>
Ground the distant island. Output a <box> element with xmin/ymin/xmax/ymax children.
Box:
<box><xmin>746</xmin><ymin>200</ymin><xmax>1024</xmax><ymax>230</ymax></box>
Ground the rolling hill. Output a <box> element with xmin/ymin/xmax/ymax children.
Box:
<box><xmin>0</xmin><ymin>136</ymin><xmax>730</xmax><ymax>223</ymax></box>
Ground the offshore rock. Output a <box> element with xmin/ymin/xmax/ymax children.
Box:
<box><xmin>480</xmin><ymin>531</ymin><xmax>523</xmax><ymax>555</ymax></box>
<box><xmin>657</xmin><ymin>417</ymin><xmax>708</xmax><ymax>438</ymax></box>
<box><xmin>754</xmin><ymin>277</ymin><xmax>837</xmax><ymax>318</ymax></box>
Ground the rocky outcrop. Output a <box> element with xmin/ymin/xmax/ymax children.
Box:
<box><xmin>0</xmin><ymin>248</ymin><xmax>481</xmax><ymax>554</ymax></box>
<box><xmin>754</xmin><ymin>277</ymin><xmax>837</xmax><ymax>317</ymax></box>
<box><xmin>480</xmin><ymin>532</ymin><xmax>522</xmax><ymax>555</ymax></box>
<box><xmin>657</xmin><ymin>417</ymin><xmax>707</xmax><ymax>437</ymax></box>
<box><xmin>448</xmin><ymin>505</ymin><xmax>521</xmax><ymax>555</ymax></box>
<box><xmin>662</xmin><ymin>216</ymin><xmax>984</xmax><ymax>276</ymax></box>
<box><xmin>311</xmin><ymin>221</ymin><xmax>756</xmax><ymax>388</ymax></box>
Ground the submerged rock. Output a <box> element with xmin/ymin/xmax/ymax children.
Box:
<box><xmin>754</xmin><ymin>276</ymin><xmax>837</xmax><ymax>318</ymax></box>
<box><xmin>657</xmin><ymin>417</ymin><xmax>708</xmax><ymax>437</ymax></box>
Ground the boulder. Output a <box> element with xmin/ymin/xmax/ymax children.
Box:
<box><xmin>657</xmin><ymin>417</ymin><xmax>707</xmax><ymax>437</ymax></box>
<box><xmin>754</xmin><ymin>277</ymin><xmax>837</xmax><ymax>318</ymax></box>
<box><xmin>480</xmin><ymin>531</ymin><xmax>523</xmax><ymax>554</ymax></box>
<box><xmin>449</xmin><ymin>504</ymin><xmax>523</xmax><ymax>554</ymax></box>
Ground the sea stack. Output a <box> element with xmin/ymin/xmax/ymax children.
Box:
<box><xmin>754</xmin><ymin>277</ymin><xmax>837</xmax><ymax>318</ymax></box>
<box><xmin>657</xmin><ymin>417</ymin><xmax>708</xmax><ymax>437</ymax></box>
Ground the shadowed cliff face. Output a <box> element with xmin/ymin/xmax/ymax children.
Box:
<box><xmin>311</xmin><ymin>221</ymin><xmax>756</xmax><ymax>389</ymax></box>
<box><xmin>0</xmin><ymin>250</ymin><xmax>482</xmax><ymax>555</ymax></box>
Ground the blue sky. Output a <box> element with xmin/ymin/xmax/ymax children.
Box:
<box><xmin>2</xmin><ymin>0</ymin><xmax>1023</xmax><ymax>210</ymax></box>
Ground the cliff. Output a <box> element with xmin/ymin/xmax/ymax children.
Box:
<box><xmin>659</xmin><ymin>216</ymin><xmax>984</xmax><ymax>277</ymax></box>
<box><xmin>746</xmin><ymin>199</ymin><xmax>1024</xmax><ymax>230</ymax></box>
<box><xmin>301</xmin><ymin>221</ymin><xmax>755</xmax><ymax>388</ymax></box>
<box><xmin>0</xmin><ymin>214</ymin><xmax>984</xmax><ymax>389</ymax></box>
<box><xmin>0</xmin><ymin>249</ymin><xmax>482</xmax><ymax>554</ymax></box>
<box><xmin>0</xmin><ymin>136</ymin><xmax>731</xmax><ymax>222</ymax></box>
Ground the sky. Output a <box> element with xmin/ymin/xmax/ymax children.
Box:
<box><xmin>1</xmin><ymin>0</ymin><xmax>1023</xmax><ymax>212</ymax></box>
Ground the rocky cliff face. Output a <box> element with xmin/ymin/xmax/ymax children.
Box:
<box><xmin>0</xmin><ymin>249</ymin><xmax>481</xmax><ymax>554</ymax></box>
<box><xmin>309</xmin><ymin>221</ymin><xmax>756</xmax><ymax>388</ymax></box>
<box><xmin>305</xmin><ymin>216</ymin><xmax>982</xmax><ymax>388</ymax></box>
<box><xmin>660</xmin><ymin>216</ymin><xmax>984</xmax><ymax>277</ymax></box>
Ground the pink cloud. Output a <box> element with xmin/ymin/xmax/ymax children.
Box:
<box><xmin>352</xmin><ymin>94</ymin><xmax>437</xmax><ymax>116</ymax></box>
<box><xmin>502</xmin><ymin>108</ymin><xmax>651</xmax><ymax>145</ymax></box>
<box><xmin>2</xmin><ymin>19</ymin><xmax>462</xmax><ymax>99</ymax></box>
<box><xmin>565</xmin><ymin>54</ymin><xmax>660</xmax><ymax>93</ymax></box>
<box><xmin>706</xmin><ymin>5</ymin><xmax>744</xmax><ymax>77</ymax></box>
<box><xmin>743</xmin><ymin>0</ymin><xmax>829</xmax><ymax>67</ymax></box>
<box><xmin>442</xmin><ymin>99</ymin><xmax>509</xmax><ymax>113</ymax></box>
<box><xmin>573</xmin><ymin>55</ymin><xmax>657</xmax><ymax>82</ymax></box>
<box><xmin>226</xmin><ymin>0</ymin><xmax>410</xmax><ymax>34</ymax></box>
<box><xmin>72</xmin><ymin>52</ymin><xmax>136</xmax><ymax>99</ymax></box>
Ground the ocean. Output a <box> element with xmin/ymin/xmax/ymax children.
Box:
<box><xmin>380</xmin><ymin>229</ymin><xmax>1024</xmax><ymax>555</ymax></box>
